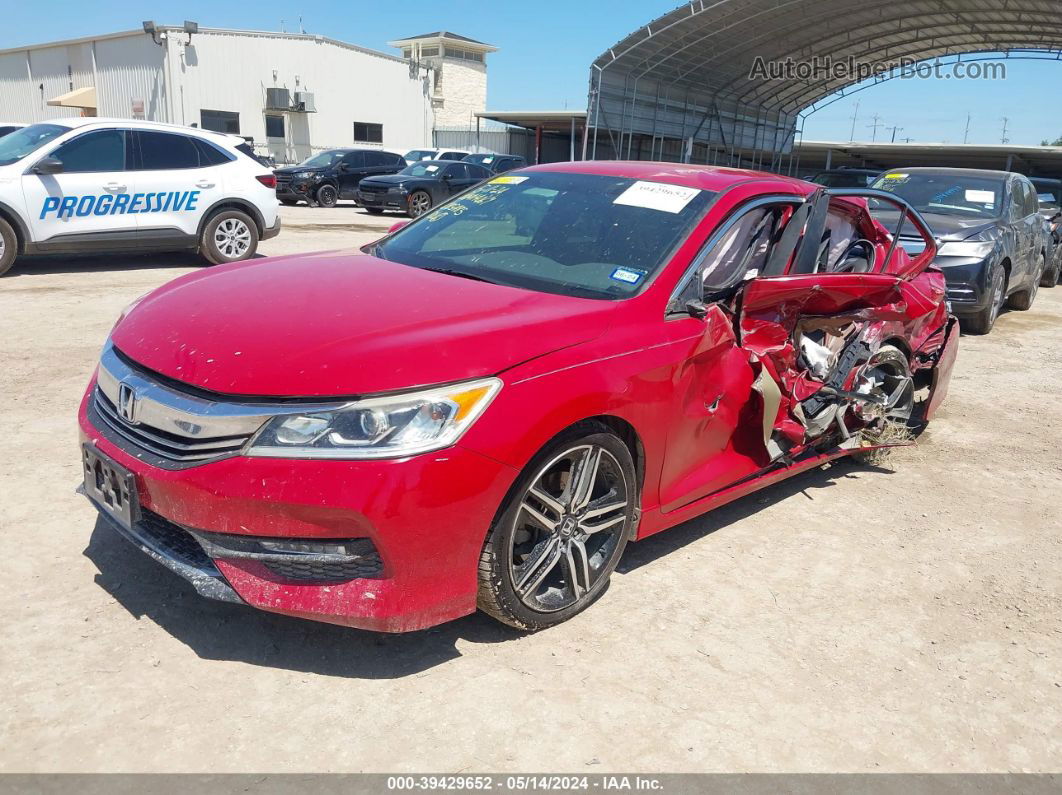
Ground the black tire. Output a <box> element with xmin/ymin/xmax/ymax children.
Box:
<box><xmin>407</xmin><ymin>190</ymin><xmax>432</xmax><ymax>218</ymax></box>
<box><xmin>315</xmin><ymin>184</ymin><xmax>339</xmax><ymax>208</ymax></box>
<box><xmin>1007</xmin><ymin>256</ymin><xmax>1042</xmax><ymax>311</ymax></box>
<box><xmin>964</xmin><ymin>264</ymin><xmax>1005</xmax><ymax>335</ymax></box>
<box><xmin>1040</xmin><ymin>255</ymin><xmax>1060</xmax><ymax>288</ymax></box>
<box><xmin>0</xmin><ymin>216</ymin><xmax>17</xmax><ymax>277</ymax></box>
<box><xmin>200</xmin><ymin>210</ymin><xmax>259</xmax><ymax>265</ymax></box>
<box><xmin>365</xmin><ymin>207</ymin><xmax>385</xmax><ymax>215</ymax></box>
<box><xmin>279</xmin><ymin>199</ymin><xmax>299</xmax><ymax>206</ymax></box>
<box><xmin>477</xmin><ymin>422</ymin><xmax>637</xmax><ymax>631</ymax></box>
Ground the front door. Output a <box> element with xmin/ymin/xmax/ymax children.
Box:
<box><xmin>337</xmin><ymin>151</ymin><xmax>367</xmax><ymax>198</ymax></box>
<box><xmin>22</xmin><ymin>128</ymin><xmax>138</xmax><ymax>246</ymax></box>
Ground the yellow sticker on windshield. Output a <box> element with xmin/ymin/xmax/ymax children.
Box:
<box><xmin>883</xmin><ymin>173</ymin><xmax>908</xmax><ymax>180</ymax></box>
<box><xmin>491</xmin><ymin>175</ymin><xmax>528</xmax><ymax>184</ymax></box>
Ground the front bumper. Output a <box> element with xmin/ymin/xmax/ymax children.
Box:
<box><xmin>78</xmin><ymin>385</ymin><xmax>518</xmax><ymax>632</ymax></box>
<box><xmin>934</xmin><ymin>255</ymin><xmax>994</xmax><ymax>316</ymax></box>
<box><xmin>358</xmin><ymin>189</ymin><xmax>408</xmax><ymax>210</ymax></box>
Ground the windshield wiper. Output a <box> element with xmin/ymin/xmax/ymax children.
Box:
<box><xmin>420</xmin><ymin>266</ymin><xmax>501</xmax><ymax>285</ymax></box>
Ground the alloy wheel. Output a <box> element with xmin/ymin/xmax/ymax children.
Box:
<box><xmin>988</xmin><ymin>267</ymin><xmax>1006</xmax><ymax>327</ymax></box>
<box><xmin>409</xmin><ymin>192</ymin><xmax>431</xmax><ymax>218</ymax></box>
<box><xmin>856</xmin><ymin>352</ymin><xmax>915</xmax><ymax>427</ymax></box>
<box><xmin>508</xmin><ymin>444</ymin><xmax>630</xmax><ymax>612</ymax></box>
<box><xmin>213</xmin><ymin>218</ymin><xmax>251</xmax><ymax>259</ymax></box>
<box><xmin>317</xmin><ymin>185</ymin><xmax>338</xmax><ymax>207</ymax></box>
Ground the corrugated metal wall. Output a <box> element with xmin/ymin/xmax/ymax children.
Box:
<box><xmin>0</xmin><ymin>29</ymin><xmax>436</xmax><ymax>164</ymax></box>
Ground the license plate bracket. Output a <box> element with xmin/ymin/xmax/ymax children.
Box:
<box><xmin>82</xmin><ymin>443</ymin><xmax>140</xmax><ymax>531</ymax></box>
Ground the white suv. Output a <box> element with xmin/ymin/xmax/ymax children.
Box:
<box><xmin>0</xmin><ymin>118</ymin><xmax>280</xmax><ymax>276</ymax></box>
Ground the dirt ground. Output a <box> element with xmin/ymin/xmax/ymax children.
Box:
<box><xmin>1</xmin><ymin>203</ymin><xmax>1060</xmax><ymax>773</ymax></box>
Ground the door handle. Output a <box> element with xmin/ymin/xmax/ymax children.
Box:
<box><xmin>195</xmin><ymin>181</ymin><xmax>215</xmax><ymax>189</ymax></box>
<box><xmin>103</xmin><ymin>182</ymin><xmax>126</xmax><ymax>192</ymax></box>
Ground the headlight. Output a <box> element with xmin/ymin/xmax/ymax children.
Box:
<box><xmin>293</xmin><ymin>171</ymin><xmax>315</xmax><ymax>179</ymax></box>
<box><xmin>936</xmin><ymin>240</ymin><xmax>996</xmax><ymax>258</ymax></box>
<box><xmin>246</xmin><ymin>378</ymin><xmax>502</xmax><ymax>459</ymax></box>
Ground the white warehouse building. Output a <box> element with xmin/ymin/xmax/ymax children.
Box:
<box><xmin>0</xmin><ymin>25</ymin><xmax>496</xmax><ymax>164</ymax></box>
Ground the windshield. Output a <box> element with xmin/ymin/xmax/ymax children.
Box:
<box><xmin>375</xmin><ymin>173</ymin><xmax>715</xmax><ymax>300</ymax></box>
<box><xmin>404</xmin><ymin>149</ymin><xmax>436</xmax><ymax>161</ymax></box>
<box><xmin>400</xmin><ymin>162</ymin><xmax>445</xmax><ymax>177</ymax></box>
<box><xmin>0</xmin><ymin>123</ymin><xmax>69</xmax><ymax>166</ymax></box>
<box><xmin>464</xmin><ymin>153</ymin><xmax>498</xmax><ymax>165</ymax></box>
<box><xmin>297</xmin><ymin>150</ymin><xmax>346</xmax><ymax>168</ymax></box>
<box><xmin>812</xmin><ymin>171</ymin><xmax>877</xmax><ymax>188</ymax></box>
<box><xmin>1032</xmin><ymin>181</ymin><xmax>1061</xmax><ymax>211</ymax></box>
<box><xmin>871</xmin><ymin>171</ymin><xmax>1004</xmax><ymax>218</ymax></box>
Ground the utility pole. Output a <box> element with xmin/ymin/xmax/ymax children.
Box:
<box><xmin>963</xmin><ymin>114</ymin><xmax>971</xmax><ymax>144</ymax></box>
<box><xmin>866</xmin><ymin>114</ymin><xmax>884</xmax><ymax>142</ymax></box>
<box><xmin>889</xmin><ymin>125</ymin><xmax>904</xmax><ymax>143</ymax></box>
<box><xmin>848</xmin><ymin>100</ymin><xmax>860</xmax><ymax>141</ymax></box>
<box><xmin>1000</xmin><ymin>116</ymin><xmax>1010</xmax><ymax>145</ymax></box>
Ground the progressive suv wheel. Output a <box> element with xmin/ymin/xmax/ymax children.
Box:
<box><xmin>477</xmin><ymin>423</ymin><xmax>637</xmax><ymax>630</ymax></box>
<box><xmin>0</xmin><ymin>216</ymin><xmax>16</xmax><ymax>277</ymax></box>
<box><xmin>200</xmin><ymin>210</ymin><xmax>259</xmax><ymax>265</ymax></box>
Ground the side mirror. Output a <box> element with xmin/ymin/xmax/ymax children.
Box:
<box><xmin>388</xmin><ymin>220</ymin><xmax>409</xmax><ymax>234</ymax></box>
<box><xmin>33</xmin><ymin>156</ymin><xmax>63</xmax><ymax>175</ymax></box>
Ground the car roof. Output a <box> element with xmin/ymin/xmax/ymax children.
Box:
<box><xmin>524</xmin><ymin>160</ymin><xmax>816</xmax><ymax>194</ymax></box>
<box><xmin>27</xmin><ymin>117</ymin><xmax>244</xmax><ymax>146</ymax></box>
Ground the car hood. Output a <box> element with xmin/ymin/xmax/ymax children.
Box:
<box><xmin>274</xmin><ymin>166</ymin><xmax>326</xmax><ymax>176</ymax></box>
<box><xmin>877</xmin><ymin>209</ymin><xmax>1003</xmax><ymax>242</ymax></box>
<box><xmin>920</xmin><ymin>212</ymin><xmax>1003</xmax><ymax>242</ymax></box>
<box><xmin>361</xmin><ymin>174</ymin><xmax>424</xmax><ymax>187</ymax></box>
<box><xmin>111</xmin><ymin>252</ymin><xmax>617</xmax><ymax>397</ymax></box>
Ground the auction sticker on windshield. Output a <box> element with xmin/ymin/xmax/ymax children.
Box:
<box><xmin>613</xmin><ymin>180</ymin><xmax>700</xmax><ymax>213</ymax></box>
<box><xmin>492</xmin><ymin>175</ymin><xmax>528</xmax><ymax>184</ymax></box>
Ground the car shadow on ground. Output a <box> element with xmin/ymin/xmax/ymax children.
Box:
<box><xmin>83</xmin><ymin>457</ymin><xmax>891</xmax><ymax>679</ymax></box>
<box><xmin>83</xmin><ymin>517</ymin><xmax>517</xmax><ymax>679</ymax></box>
<box><xmin>7</xmin><ymin>251</ymin><xmax>266</xmax><ymax>277</ymax></box>
<box><xmin>617</xmin><ymin>457</ymin><xmax>890</xmax><ymax>574</ymax></box>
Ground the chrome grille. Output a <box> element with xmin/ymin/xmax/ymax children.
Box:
<box><xmin>92</xmin><ymin>342</ymin><xmax>346</xmax><ymax>467</ymax></box>
<box><xmin>93</xmin><ymin>388</ymin><xmax>252</xmax><ymax>462</ymax></box>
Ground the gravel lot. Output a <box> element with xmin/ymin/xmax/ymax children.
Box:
<box><xmin>1</xmin><ymin>203</ymin><xmax>1060</xmax><ymax>773</ymax></box>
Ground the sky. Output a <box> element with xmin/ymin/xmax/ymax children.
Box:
<box><xmin>3</xmin><ymin>0</ymin><xmax>1060</xmax><ymax>147</ymax></box>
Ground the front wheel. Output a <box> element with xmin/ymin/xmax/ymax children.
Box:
<box><xmin>407</xmin><ymin>190</ymin><xmax>432</xmax><ymax>218</ymax></box>
<box><xmin>852</xmin><ymin>344</ymin><xmax>915</xmax><ymax>466</ymax></box>
<box><xmin>964</xmin><ymin>264</ymin><xmax>1005</xmax><ymax>335</ymax></box>
<box><xmin>1008</xmin><ymin>256</ymin><xmax>1042</xmax><ymax>311</ymax></box>
<box><xmin>200</xmin><ymin>210</ymin><xmax>259</xmax><ymax>265</ymax></box>
<box><xmin>315</xmin><ymin>184</ymin><xmax>339</xmax><ymax>208</ymax></box>
<box><xmin>477</xmin><ymin>424</ymin><xmax>637</xmax><ymax>630</ymax></box>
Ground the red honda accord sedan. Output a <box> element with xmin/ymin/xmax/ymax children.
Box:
<box><xmin>79</xmin><ymin>162</ymin><xmax>959</xmax><ymax>632</ymax></box>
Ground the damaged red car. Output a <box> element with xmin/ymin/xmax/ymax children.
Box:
<box><xmin>79</xmin><ymin>162</ymin><xmax>959</xmax><ymax>632</ymax></box>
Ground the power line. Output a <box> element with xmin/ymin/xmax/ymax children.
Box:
<box><xmin>866</xmin><ymin>114</ymin><xmax>884</xmax><ymax>142</ymax></box>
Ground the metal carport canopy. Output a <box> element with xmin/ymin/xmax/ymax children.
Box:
<box><xmin>588</xmin><ymin>0</ymin><xmax>1062</xmax><ymax>160</ymax></box>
